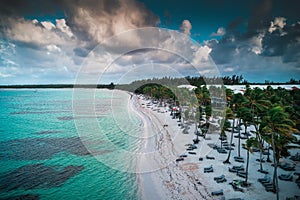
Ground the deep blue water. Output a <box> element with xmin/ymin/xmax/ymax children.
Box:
<box><xmin>0</xmin><ymin>89</ymin><xmax>140</xmax><ymax>200</ymax></box>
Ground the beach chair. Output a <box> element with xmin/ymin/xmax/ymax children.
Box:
<box><xmin>229</xmin><ymin>167</ymin><xmax>237</xmax><ymax>173</ymax></box>
<box><xmin>279</xmin><ymin>163</ymin><xmax>295</xmax><ymax>171</ymax></box>
<box><xmin>204</xmin><ymin>165</ymin><xmax>214</xmax><ymax>173</ymax></box>
<box><xmin>257</xmin><ymin>169</ymin><xmax>269</xmax><ymax>174</ymax></box>
<box><xmin>279</xmin><ymin>173</ymin><xmax>293</xmax><ymax>181</ymax></box>
<box><xmin>206</xmin><ymin>155</ymin><xmax>215</xmax><ymax>160</ymax></box>
<box><xmin>234</xmin><ymin>156</ymin><xmax>245</xmax><ymax>163</ymax></box>
<box><xmin>217</xmin><ymin>148</ymin><xmax>227</xmax><ymax>154</ymax></box>
<box><xmin>230</xmin><ymin>181</ymin><xmax>244</xmax><ymax>192</ymax></box>
<box><xmin>256</xmin><ymin>158</ymin><xmax>265</xmax><ymax>163</ymax></box>
<box><xmin>237</xmin><ymin>171</ymin><xmax>247</xmax><ymax>178</ymax></box>
<box><xmin>211</xmin><ymin>189</ymin><xmax>223</xmax><ymax>196</ymax></box>
<box><xmin>258</xmin><ymin>176</ymin><xmax>270</xmax><ymax>183</ymax></box>
<box><xmin>232</xmin><ymin>165</ymin><xmax>244</xmax><ymax>170</ymax></box>
<box><xmin>214</xmin><ymin>175</ymin><xmax>227</xmax><ymax>183</ymax></box>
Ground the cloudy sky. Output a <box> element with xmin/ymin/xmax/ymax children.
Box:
<box><xmin>0</xmin><ymin>0</ymin><xmax>299</xmax><ymax>84</ymax></box>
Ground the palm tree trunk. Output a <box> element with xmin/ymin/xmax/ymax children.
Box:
<box><xmin>259</xmin><ymin>147</ymin><xmax>263</xmax><ymax>171</ymax></box>
<box><xmin>271</xmin><ymin>133</ymin><xmax>279</xmax><ymax>199</ymax></box>
<box><xmin>267</xmin><ymin>144</ymin><xmax>272</xmax><ymax>162</ymax></box>
<box><xmin>224</xmin><ymin>118</ymin><xmax>235</xmax><ymax>164</ymax></box>
<box><xmin>238</xmin><ymin>119</ymin><xmax>241</xmax><ymax>157</ymax></box>
<box><xmin>245</xmin><ymin>149</ymin><xmax>249</xmax><ymax>183</ymax></box>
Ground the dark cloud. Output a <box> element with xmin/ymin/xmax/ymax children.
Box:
<box><xmin>208</xmin><ymin>0</ymin><xmax>300</xmax><ymax>68</ymax></box>
<box><xmin>262</xmin><ymin>22</ymin><xmax>300</xmax><ymax>62</ymax></box>
<box><xmin>247</xmin><ymin>0</ymin><xmax>272</xmax><ymax>34</ymax></box>
<box><xmin>73</xmin><ymin>47</ymin><xmax>91</xmax><ymax>57</ymax></box>
<box><xmin>0</xmin><ymin>0</ymin><xmax>62</xmax><ymax>17</ymax></box>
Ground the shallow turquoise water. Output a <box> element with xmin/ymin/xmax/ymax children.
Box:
<box><xmin>0</xmin><ymin>89</ymin><xmax>140</xmax><ymax>200</ymax></box>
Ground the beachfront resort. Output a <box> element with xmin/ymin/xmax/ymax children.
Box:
<box><xmin>132</xmin><ymin>80</ymin><xmax>300</xmax><ymax>200</ymax></box>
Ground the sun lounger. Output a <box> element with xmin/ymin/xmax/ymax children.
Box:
<box><xmin>230</xmin><ymin>181</ymin><xmax>244</xmax><ymax>192</ymax></box>
<box><xmin>204</xmin><ymin>165</ymin><xmax>214</xmax><ymax>173</ymax></box>
<box><xmin>206</xmin><ymin>155</ymin><xmax>215</xmax><ymax>160</ymax></box>
<box><xmin>265</xmin><ymin>186</ymin><xmax>276</xmax><ymax>193</ymax></box>
<box><xmin>211</xmin><ymin>189</ymin><xmax>223</xmax><ymax>196</ymax></box>
<box><xmin>237</xmin><ymin>172</ymin><xmax>247</xmax><ymax>178</ymax></box>
<box><xmin>214</xmin><ymin>174</ymin><xmax>225</xmax><ymax>180</ymax></box>
<box><xmin>258</xmin><ymin>176</ymin><xmax>271</xmax><ymax>183</ymax></box>
<box><xmin>279</xmin><ymin>163</ymin><xmax>295</xmax><ymax>171</ymax></box>
<box><xmin>232</xmin><ymin>165</ymin><xmax>244</xmax><ymax>170</ymax></box>
<box><xmin>234</xmin><ymin>156</ymin><xmax>245</xmax><ymax>163</ymax></box>
<box><xmin>214</xmin><ymin>175</ymin><xmax>227</xmax><ymax>183</ymax></box>
<box><xmin>225</xmin><ymin>146</ymin><xmax>234</xmax><ymax>150</ymax></box>
<box><xmin>229</xmin><ymin>167</ymin><xmax>237</xmax><ymax>173</ymax></box>
<box><xmin>176</xmin><ymin>158</ymin><xmax>184</xmax><ymax>162</ymax></box>
<box><xmin>279</xmin><ymin>173</ymin><xmax>293</xmax><ymax>181</ymax></box>
<box><xmin>262</xmin><ymin>182</ymin><xmax>273</xmax><ymax>187</ymax></box>
<box><xmin>217</xmin><ymin>148</ymin><xmax>227</xmax><ymax>154</ymax></box>
<box><xmin>256</xmin><ymin>158</ymin><xmax>265</xmax><ymax>163</ymax></box>
<box><xmin>257</xmin><ymin>169</ymin><xmax>269</xmax><ymax>174</ymax></box>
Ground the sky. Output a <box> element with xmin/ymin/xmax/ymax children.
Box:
<box><xmin>0</xmin><ymin>0</ymin><xmax>299</xmax><ymax>84</ymax></box>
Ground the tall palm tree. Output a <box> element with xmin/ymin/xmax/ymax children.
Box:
<box><xmin>261</xmin><ymin>106</ymin><xmax>296</xmax><ymax>200</ymax></box>
<box><xmin>223</xmin><ymin>107</ymin><xmax>234</xmax><ymax>164</ymax></box>
<box><xmin>234</xmin><ymin>106</ymin><xmax>251</xmax><ymax>166</ymax></box>
<box><xmin>244</xmin><ymin>87</ymin><xmax>270</xmax><ymax>171</ymax></box>
<box><xmin>244</xmin><ymin>137</ymin><xmax>259</xmax><ymax>185</ymax></box>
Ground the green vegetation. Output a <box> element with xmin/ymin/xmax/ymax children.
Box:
<box><xmin>132</xmin><ymin>78</ymin><xmax>299</xmax><ymax>200</ymax></box>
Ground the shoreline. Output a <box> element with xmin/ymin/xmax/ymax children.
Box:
<box><xmin>131</xmin><ymin>93</ymin><xmax>212</xmax><ymax>199</ymax></box>
<box><xmin>130</xmin><ymin>93</ymin><xmax>300</xmax><ymax>200</ymax></box>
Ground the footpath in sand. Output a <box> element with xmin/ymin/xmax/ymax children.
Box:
<box><xmin>133</xmin><ymin>94</ymin><xmax>300</xmax><ymax>200</ymax></box>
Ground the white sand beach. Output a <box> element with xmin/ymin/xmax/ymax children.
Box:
<box><xmin>132</xmin><ymin>94</ymin><xmax>300</xmax><ymax>200</ymax></box>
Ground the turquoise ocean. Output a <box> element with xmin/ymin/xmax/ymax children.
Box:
<box><xmin>0</xmin><ymin>89</ymin><xmax>141</xmax><ymax>200</ymax></box>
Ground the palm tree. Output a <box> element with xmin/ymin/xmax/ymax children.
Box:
<box><xmin>223</xmin><ymin>107</ymin><xmax>234</xmax><ymax>164</ymax></box>
<box><xmin>261</xmin><ymin>106</ymin><xmax>296</xmax><ymax>199</ymax></box>
<box><xmin>243</xmin><ymin>137</ymin><xmax>259</xmax><ymax>185</ymax></box>
<box><xmin>244</xmin><ymin>87</ymin><xmax>270</xmax><ymax>171</ymax></box>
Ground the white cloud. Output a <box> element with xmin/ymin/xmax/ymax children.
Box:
<box><xmin>46</xmin><ymin>44</ymin><xmax>61</xmax><ymax>53</ymax></box>
<box><xmin>4</xmin><ymin>18</ymin><xmax>65</xmax><ymax>46</ymax></box>
<box><xmin>210</xmin><ymin>27</ymin><xmax>226</xmax><ymax>37</ymax></box>
<box><xmin>41</xmin><ymin>21</ymin><xmax>55</xmax><ymax>30</ymax></box>
<box><xmin>180</xmin><ymin>20</ymin><xmax>192</xmax><ymax>35</ymax></box>
<box><xmin>192</xmin><ymin>45</ymin><xmax>212</xmax><ymax>65</ymax></box>
<box><xmin>268</xmin><ymin>17</ymin><xmax>286</xmax><ymax>33</ymax></box>
<box><xmin>249</xmin><ymin>33</ymin><xmax>264</xmax><ymax>54</ymax></box>
<box><xmin>224</xmin><ymin>67</ymin><xmax>234</xmax><ymax>72</ymax></box>
<box><xmin>0</xmin><ymin>72</ymin><xmax>13</xmax><ymax>78</ymax></box>
<box><xmin>56</xmin><ymin>19</ymin><xmax>74</xmax><ymax>38</ymax></box>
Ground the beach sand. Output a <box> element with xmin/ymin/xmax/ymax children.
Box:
<box><xmin>132</xmin><ymin>94</ymin><xmax>300</xmax><ymax>200</ymax></box>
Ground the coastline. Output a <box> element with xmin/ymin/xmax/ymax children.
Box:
<box><xmin>129</xmin><ymin>93</ymin><xmax>300</xmax><ymax>200</ymax></box>
<box><xmin>131</xmin><ymin>93</ymin><xmax>212</xmax><ymax>199</ymax></box>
